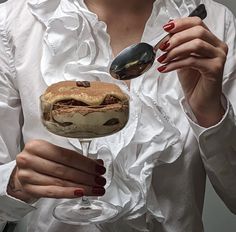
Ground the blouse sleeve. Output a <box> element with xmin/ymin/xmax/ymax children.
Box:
<box><xmin>182</xmin><ymin>7</ymin><xmax>236</xmax><ymax>214</ymax></box>
<box><xmin>0</xmin><ymin>3</ymin><xmax>35</xmax><ymax>226</ymax></box>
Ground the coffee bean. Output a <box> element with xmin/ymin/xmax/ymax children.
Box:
<box><xmin>76</xmin><ymin>81</ymin><xmax>91</xmax><ymax>87</ymax></box>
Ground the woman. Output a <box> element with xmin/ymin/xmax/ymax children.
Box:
<box><xmin>0</xmin><ymin>0</ymin><xmax>236</xmax><ymax>231</ymax></box>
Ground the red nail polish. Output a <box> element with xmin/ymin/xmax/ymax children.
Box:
<box><xmin>74</xmin><ymin>189</ymin><xmax>84</xmax><ymax>197</ymax></box>
<box><xmin>157</xmin><ymin>66</ymin><xmax>167</xmax><ymax>72</ymax></box>
<box><xmin>92</xmin><ymin>187</ymin><xmax>105</xmax><ymax>195</ymax></box>
<box><xmin>95</xmin><ymin>165</ymin><xmax>106</xmax><ymax>175</ymax></box>
<box><xmin>95</xmin><ymin>176</ymin><xmax>106</xmax><ymax>186</ymax></box>
<box><xmin>163</xmin><ymin>22</ymin><xmax>175</xmax><ymax>31</ymax></box>
<box><xmin>159</xmin><ymin>41</ymin><xmax>170</xmax><ymax>51</ymax></box>
<box><xmin>96</xmin><ymin>159</ymin><xmax>104</xmax><ymax>166</ymax></box>
<box><xmin>157</xmin><ymin>53</ymin><xmax>168</xmax><ymax>63</ymax></box>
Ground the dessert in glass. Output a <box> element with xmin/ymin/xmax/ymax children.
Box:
<box><xmin>40</xmin><ymin>80</ymin><xmax>129</xmax><ymax>225</ymax></box>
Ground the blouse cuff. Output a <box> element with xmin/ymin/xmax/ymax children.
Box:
<box><xmin>180</xmin><ymin>95</ymin><xmax>229</xmax><ymax>138</ymax></box>
<box><xmin>0</xmin><ymin>161</ymin><xmax>35</xmax><ymax>222</ymax></box>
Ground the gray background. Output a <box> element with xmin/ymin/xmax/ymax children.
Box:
<box><xmin>0</xmin><ymin>0</ymin><xmax>235</xmax><ymax>231</ymax></box>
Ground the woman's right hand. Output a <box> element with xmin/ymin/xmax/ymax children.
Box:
<box><xmin>7</xmin><ymin>139</ymin><xmax>106</xmax><ymax>203</ymax></box>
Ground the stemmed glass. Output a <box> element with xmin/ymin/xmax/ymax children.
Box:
<box><xmin>40</xmin><ymin>80</ymin><xmax>129</xmax><ymax>225</ymax></box>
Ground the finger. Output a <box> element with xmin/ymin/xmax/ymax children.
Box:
<box><xmin>161</xmin><ymin>26</ymin><xmax>223</xmax><ymax>52</ymax></box>
<box><xmin>163</xmin><ymin>17</ymin><xmax>208</xmax><ymax>34</ymax></box>
<box><xmin>157</xmin><ymin>39</ymin><xmax>221</xmax><ymax>64</ymax></box>
<box><xmin>157</xmin><ymin>56</ymin><xmax>224</xmax><ymax>76</ymax></box>
<box><xmin>23</xmin><ymin>140</ymin><xmax>106</xmax><ymax>175</ymax></box>
<box><xmin>17</xmin><ymin>168</ymin><xmax>106</xmax><ymax>189</ymax></box>
<box><xmin>23</xmin><ymin>184</ymin><xmax>105</xmax><ymax>199</ymax></box>
<box><xmin>17</xmin><ymin>154</ymin><xmax>106</xmax><ymax>187</ymax></box>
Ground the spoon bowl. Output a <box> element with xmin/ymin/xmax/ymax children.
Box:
<box><xmin>110</xmin><ymin>43</ymin><xmax>155</xmax><ymax>80</ymax></box>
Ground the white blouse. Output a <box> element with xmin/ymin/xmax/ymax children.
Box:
<box><xmin>0</xmin><ymin>0</ymin><xmax>236</xmax><ymax>231</ymax></box>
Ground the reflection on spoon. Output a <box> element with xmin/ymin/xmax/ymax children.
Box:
<box><xmin>109</xmin><ymin>4</ymin><xmax>207</xmax><ymax>81</ymax></box>
<box><xmin>110</xmin><ymin>43</ymin><xmax>155</xmax><ymax>80</ymax></box>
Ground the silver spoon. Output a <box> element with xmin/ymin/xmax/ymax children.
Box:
<box><xmin>109</xmin><ymin>4</ymin><xmax>207</xmax><ymax>80</ymax></box>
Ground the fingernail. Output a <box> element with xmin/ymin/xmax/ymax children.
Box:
<box><xmin>95</xmin><ymin>176</ymin><xmax>106</xmax><ymax>186</ymax></box>
<box><xmin>96</xmin><ymin>159</ymin><xmax>104</xmax><ymax>166</ymax></box>
<box><xmin>74</xmin><ymin>189</ymin><xmax>84</xmax><ymax>197</ymax></box>
<box><xmin>163</xmin><ymin>22</ymin><xmax>175</xmax><ymax>31</ymax></box>
<box><xmin>157</xmin><ymin>53</ymin><xmax>168</xmax><ymax>63</ymax></box>
<box><xmin>157</xmin><ymin>66</ymin><xmax>167</xmax><ymax>72</ymax></box>
<box><xmin>159</xmin><ymin>41</ymin><xmax>170</xmax><ymax>51</ymax></box>
<box><xmin>92</xmin><ymin>187</ymin><xmax>105</xmax><ymax>195</ymax></box>
<box><xmin>95</xmin><ymin>164</ymin><xmax>106</xmax><ymax>175</ymax></box>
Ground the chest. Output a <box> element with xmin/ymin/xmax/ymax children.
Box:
<box><xmin>84</xmin><ymin>2</ymin><xmax>154</xmax><ymax>57</ymax></box>
<box><xmin>105</xmin><ymin>16</ymin><xmax>148</xmax><ymax>57</ymax></box>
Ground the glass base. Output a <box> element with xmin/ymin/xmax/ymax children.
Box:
<box><xmin>53</xmin><ymin>198</ymin><xmax>118</xmax><ymax>225</ymax></box>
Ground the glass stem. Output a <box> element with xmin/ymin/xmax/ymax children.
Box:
<box><xmin>81</xmin><ymin>196</ymin><xmax>91</xmax><ymax>207</ymax></box>
<box><xmin>79</xmin><ymin>139</ymin><xmax>92</xmax><ymax>207</ymax></box>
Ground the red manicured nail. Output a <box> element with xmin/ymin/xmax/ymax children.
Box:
<box><xmin>74</xmin><ymin>189</ymin><xmax>84</xmax><ymax>197</ymax></box>
<box><xmin>157</xmin><ymin>66</ymin><xmax>167</xmax><ymax>72</ymax></box>
<box><xmin>159</xmin><ymin>41</ymin><xmax>170</xmax><ymax>51</ymax></box>
<box><xmin>157</xmin><ymin>53</ymin><xmax>168</xmax><ymax>63</ymax></box>
<box><xmin>95</xmin><ymin>176</ymin><xmax>106</xmax><ymax>186</ymax></box>
<box><xmin>96</xmin><ymin>159</ymin><xmax>104</xmax><ymax>166</ymax></box>
<box><xmin>163</xmin><ymin>22</ymin><xmax>175</xmax><ymax>31</ymax></box>
<box><xmin>95</xmin><ymin>164</ymin><xmax>106</xmax><ymax>175</ymax></box>
<box><xmin>92</xmin><ymin>187</ymin><xmax>105</xmax><ymax>195</ymax></box>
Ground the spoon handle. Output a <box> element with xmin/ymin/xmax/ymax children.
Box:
<box><xmin>189</xmin><ymin>4</ymin><xmax>207</xmax><ymax>19</ymax></box>
<box><xmin>153</xmin><ymin>4</ymin><xmax>207</xmax><ymax>50</ymax></box>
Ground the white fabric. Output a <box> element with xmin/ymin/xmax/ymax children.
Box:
<box><xmin>0</xmin><ymin>0</ymin><xmax>236</xmax><ymax>231</ymax></box>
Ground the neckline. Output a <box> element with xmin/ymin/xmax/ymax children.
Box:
<box><xmin>81</xmin><ymin>0</ymin><xmax>157</xmax><ymax>59</ymax></box>
<box><xmin>80</xmin><ymin>0</ymin><xmax>162</xmax><ymax>91</ymax></box>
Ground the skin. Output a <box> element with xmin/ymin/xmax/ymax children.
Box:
<box><xmin>84</xmin><ymin>0</ymin><xmax>155</xmax><ymax>56</ymax></box>
<box><xmin>8</xmin><ymin>0</ymin><xmax>227</xmax><ymax>202</ymax></box>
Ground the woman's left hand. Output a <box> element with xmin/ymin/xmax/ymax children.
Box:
<box><xmin>157</xmin><ymin>17</ymin><xmax>228</xmax><ymax>127</ymax></box>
